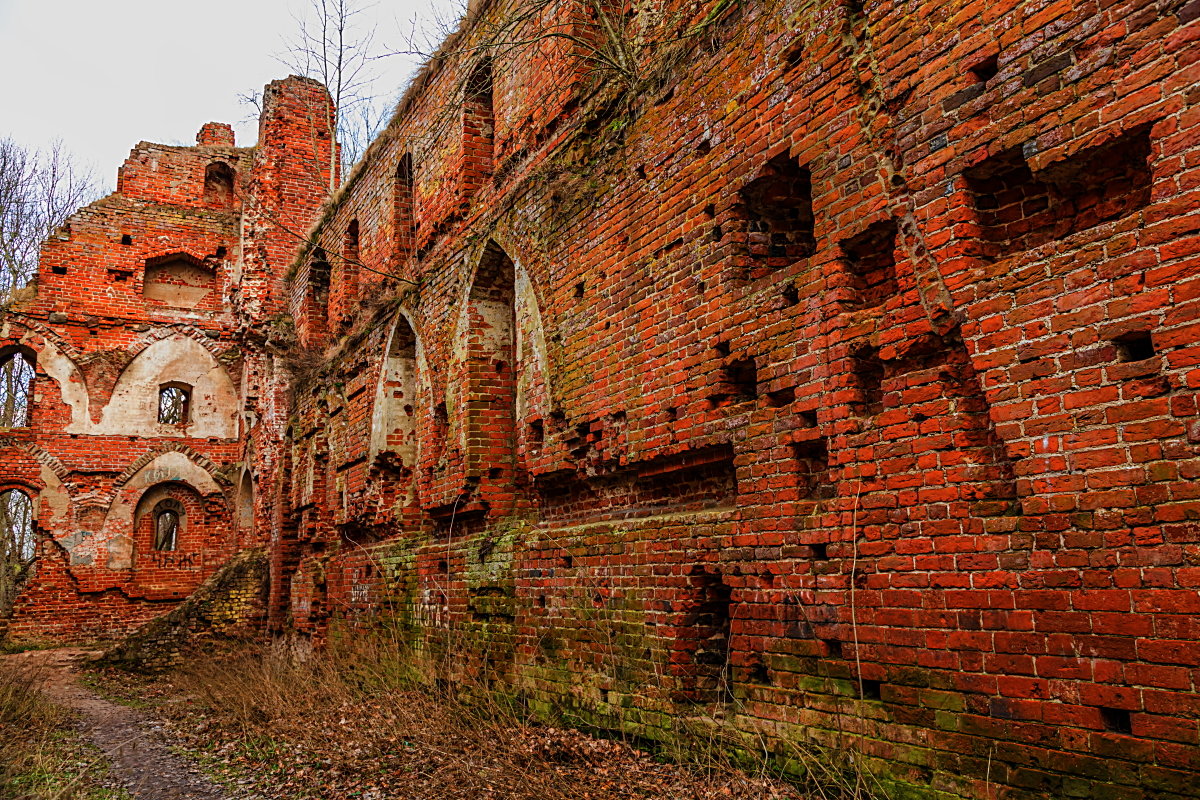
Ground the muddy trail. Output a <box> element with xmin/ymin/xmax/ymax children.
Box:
<box><xmin>6</xmin><ymin>648</ymin><xmax>240</xmax><ymax>800</ymax></box>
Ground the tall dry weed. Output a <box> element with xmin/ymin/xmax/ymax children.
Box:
<box><xmin>159</xmin><ymin>621</ymin><xmax>886</xmax><ymax>800</ymax></box>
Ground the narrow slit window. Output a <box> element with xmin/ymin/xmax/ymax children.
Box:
<box><xmin>461</xmin><ymin>59</ymin><xmax>495</xmax><ymax>197</ymax></box>
<box><xmin>154</xmin><ymin>504</ymin><xmax>181</xmax><ymax>551</ymax></box>
<box><xmin>395</xmin><ymin>154</ymin><xmax>415</xmax><ymax>258</ymax></box>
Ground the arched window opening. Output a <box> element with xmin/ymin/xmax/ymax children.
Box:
<box><xmin>0</xmin><ymin>489</ymin><xmax>35</xmax><ymax>564</ymax></box>
<box><xmin>158</xmin><ymin>383</ymin><xmax>192</xmax><ymax>425</ymax></box>
<box><xmin>462</xmin><ymin>59</ymin><xmax>495</xmax><ymax>197</ymax></box>
<box><xmin>153</xmin><ymin>499</ymin><xmax>183</xmax><ymax>551</ymax></box>
<box><xmin>203</xmin><ymin>161</ymin><xmax>236</xmax><ymax>206</ymax></box>
<box><xmin>0</xmin><ymin>488</ymin><xmax>35</xmax><ymax>616</ymax></box>
<box><xmin>394</xmin><ymin>155</ymin><xmax>415</xmax><ymax>259</ymax></box>
<box><xmin>0</xmin><ymin>350</ymin><xmax>35</xmax><ymax>428</ymax></box>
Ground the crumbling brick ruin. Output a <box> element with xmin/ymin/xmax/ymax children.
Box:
<box><xmin>0</xmin><ymin>77</ymin><xmax>334</xmax><ymax>639</ymax></box>
<box><xmin>3</xmin><ymin>0</ymin><xmax>1200</xmax><ymax>796</ymax></box>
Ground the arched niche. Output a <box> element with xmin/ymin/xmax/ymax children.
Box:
<box><xmin>236</xmin><ymin>470</ymin><xmax>254</xmax><ymax>532</ymax></box>
<box><xmin>513</xmin><ymin>263</ymin><xmax>553</xmax><ymax>425</ymax></box>
<box><xmin>369</xmin><ymin>313</ymin><xmax>423</xmax><ymax>471</ymax></box>
<box><xmin>465</xmin><ymin>241</ymin><xmax>516</xmax><ymax>478</ymax></box>
<box><xmin>94</xmin><ymin>335</ymin><xmax>238</xmax><ymax>438</ymax></box>
<box><xmin>98</xmin><ymin>451</ymin><xmax>226</xmax><ymax>571</ymax></box>
<box><xmin>203</xmin><ymin>161</ymin><xmax>236</xmax><ymax>207</ymax></box>
<box><xmin>132</xmin><ymin>482</ymin><xmax>205</xmax><ymax>555</ymax></box>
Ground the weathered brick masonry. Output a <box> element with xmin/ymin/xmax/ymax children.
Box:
<box><xmin>276</xmin><ymin>0</ymin><xmax>1200</xmax><ymax>796</ymax></box>
<box><xmin>0</xmin><ymin>77</ymin><xmax>333</xmax><ymax>641</ymax></box>
<box><xmin>2</xmin><ymin>0</ymin><xmax>1199</xmax><ymax>795</ymax></box>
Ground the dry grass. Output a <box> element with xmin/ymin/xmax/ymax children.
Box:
<box><xmin>0</xmin><ymin>660</ymin><xmax>126</xmax><ymax>800</ymax></box>
<box><xmin>101</xmin><ymin>629</ymin><xmax>811</xmax><ymax>800</ymax></box>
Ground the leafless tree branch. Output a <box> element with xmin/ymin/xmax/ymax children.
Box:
<box><xmin>0</xmin><ymin>138</ymin><xmax>101</xmax><ymax>303</ymax></box>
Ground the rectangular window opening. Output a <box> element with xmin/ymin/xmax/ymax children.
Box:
<box><xmin>738</xmin><ymin>153</ymin><xmax>816</xmax><ymax>272</ymax></box>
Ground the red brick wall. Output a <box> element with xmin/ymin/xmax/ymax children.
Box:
<box><xmin>1</xmin><ymin>77</ymin><xmax>333</xmax><ymax>644</ymax></box>
<box><xmin>271</xmin><ymin>0</ymin><xmax>1200</xmax><ymax>796</ymax></box>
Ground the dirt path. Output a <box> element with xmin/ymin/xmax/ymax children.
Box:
<box><xmin>6</xmin><ymin>648</ymin><xmax>237</xmax><ymax>800</ymax></box>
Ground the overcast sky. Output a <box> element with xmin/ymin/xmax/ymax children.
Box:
<box><xmin>0</xmin><ymin>0</ymin><xmax>460</xmax><ymax>190</ymax></box>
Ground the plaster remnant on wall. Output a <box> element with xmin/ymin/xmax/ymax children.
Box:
<box><xmin>88</xmin><ymin>336</ymin><xmax>238</xmax><ymax>438</ymax></box>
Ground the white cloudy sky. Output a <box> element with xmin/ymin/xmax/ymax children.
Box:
<box><xmin>0</xmin><ymin>0</ymin><xmax>460</xmax><ymax>190</ymax></box>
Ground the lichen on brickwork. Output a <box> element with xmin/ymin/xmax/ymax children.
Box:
<box><xmin>3</xmin><ymin>0</ymin><xmax>1200</xmax><ymax>796</ymax></box>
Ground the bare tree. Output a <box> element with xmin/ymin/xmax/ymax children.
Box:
<box><xmin>0</xmin><ymin>138</ymin><xmax>100</xmax><ymax>303</ymax></box>
<box><xmin>281</xmin><ymin>0</ymin><xmax>388</xmax><ymax>188</ymax></box>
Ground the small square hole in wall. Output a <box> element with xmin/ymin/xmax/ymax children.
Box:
<box><xmin>747</xmin><ymin>660</ymin><xmax>771</xmax><ymax>684</ymax></box>
<box><xmin>823</xmin><ymin>638</ymin><xmax>842</xmax><ymax>658</ymax></box>
<box><xmin>120</xmin><ymin>234</ymin><xmax>133</xmax><ymax>245</ymax></box>
<box><xmin>766</xmin><ymin>386</ymin><xmax>795</xmax><ymax>407</ymax></box>
<box><xmin>574</xmin><ymin>281</ymin><xmax>585</xmax><ymax>298</ymax></box>
<box><xmin>810</xmin><ymin>542</ymin><xmax>828</xmax><ymax>560</ymax></box>
<box><xmin>970</xmin><ymin>53</ymin><xmax>999</xmax><ymax>83</ymax></box>
<box><xmin>51</xmin><ymin>266</ymin><xmax>67</xmax><ymax>275</ymax></box>
<box><xmin>782</xmin><ymin>41</ymin><xmax>804</xmax><ymax>71</ymax></box>
<box><xmin>1100</xmin><ymin>706</ymin><xmax>1133</xmax><ymax>734</ymax></box>
<box><xmin>852</xmin><ymin>345</ymin><xmax>885</xmax><ymax>416</ymax></box>
<box><xmin>1114</xmin><ymin>331</ymin><xmax>1156</xmax><ymax>362</ymax></box>
<box><xmin>722</xmin><ymin>358</ymin><xmax>758</xmax><ymax>402</ymax></box>
<box><xmin>528</xmin><ymin>419</ymin><xmax>544</xmax><ymax>449</ymax></box>
<box><xmin>840</xmin><ymin>219</ymin><xmax>899</xmax><ymax>309</ymax></box>
<box><xmin>793</xmin><ymin>439</ymin><xmax>833</xmax><ymax>500</ymax></box>
<box><xmin>782</xmin><ymin>282</ymin><xmax>800</xmax><ymax>306</ymax></box>
<box><xmin>859</xmin><ymin>679</ymin><xmax>882</xmax><ymax>700</ymax></box>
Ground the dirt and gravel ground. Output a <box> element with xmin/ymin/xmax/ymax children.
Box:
<box><xmin>4</xmin><ymin>648</ymin><xmax>238</xmax><ymax>800</ymax></box>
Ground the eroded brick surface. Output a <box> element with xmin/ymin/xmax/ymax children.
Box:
<box><xmin>4</xmin><ymin>0</ymin><xmax>1200</xmax><ymax>795</ymax></box>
